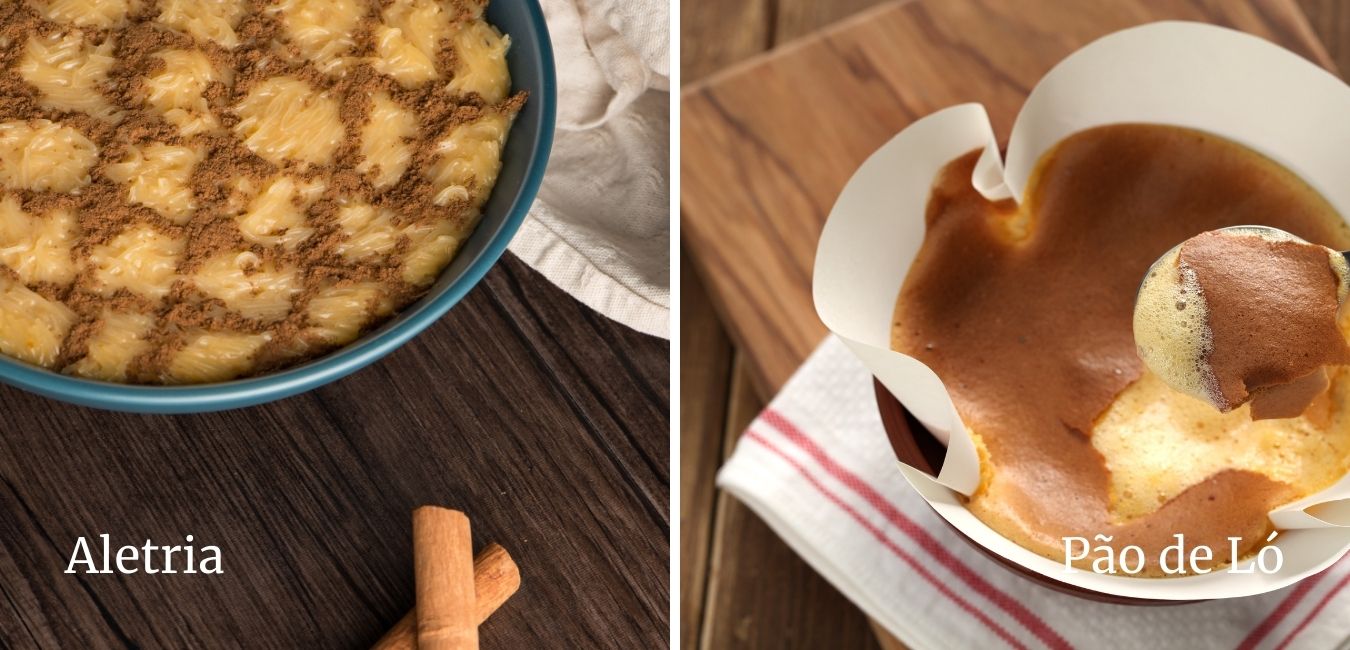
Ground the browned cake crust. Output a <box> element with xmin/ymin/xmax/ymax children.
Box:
<box><xmin>1180</xmin><ymin>230</ymin><xmax>1350</xmax><ymax>418</ymax></box>
<box><xmin>892</xmin><ymin>124</ymin><xmax>1350</xmax><ymax>575</ymax></box>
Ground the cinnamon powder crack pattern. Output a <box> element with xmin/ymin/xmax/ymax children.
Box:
<box><xmin>0</xmin><ymin>0</ymin><xmax>525</xmax><ymax>384</ymax></box>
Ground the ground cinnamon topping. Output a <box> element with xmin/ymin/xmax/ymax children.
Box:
<box><xmin>0</xmin><ymin>0</ymin><xmax>525</xmax><ymax>384</ymax></box>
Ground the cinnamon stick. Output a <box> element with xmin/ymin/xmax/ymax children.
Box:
<box><xmin>412</xmin><ymin>507</ymin><xmax>477</xmax><ymax>650</ymax></box>
<box><xmin>371</xmin><ymin>543</ymin><xmax>521</xmax><ymax>650</ymax></box>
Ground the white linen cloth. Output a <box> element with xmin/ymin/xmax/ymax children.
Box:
<box><xmin>509</xmin><ymin>0</ymin><xmax>670</xmax><ymax>338</ymax></box>
<box><xmin>718</xmin><ymin>336</ymin><xmax>1350</xmax><ymax>650</ymax></box>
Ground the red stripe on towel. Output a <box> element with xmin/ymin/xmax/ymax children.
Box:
<box><xmin>746</xmin><ymin>429</ymin><xmax>1029</xmax><ymax>650</ymax></box>
<box><xmin>1273</xmin><ymin>567</ymin><xmax>1350</xmax><ymax>650</ymax></box>
<box><xmin>761</xmin><ymin>408</ymin><xmax>1073</xmax><ymax>650</ymax></box>
<box><xmin>1236</xmin><ymin>567</ymin><xmax>1332</xmax><ymax>650</ymax></box>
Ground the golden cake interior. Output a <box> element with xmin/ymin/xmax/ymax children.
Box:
<box><xmin>892</xmin><ymin>124</ymin><xmax>1350</xmax><ymax>576</ymax></box>
<box><xmin>0</xmin><ymin>0</ymin><xmax>525</xmax><ymax>384</ymax></box>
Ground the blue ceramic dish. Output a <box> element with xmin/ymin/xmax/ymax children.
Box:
<box><xmin>0</xmin><ymin>1</ymin><xmax>556</xmax><ymax>413</ymax></box>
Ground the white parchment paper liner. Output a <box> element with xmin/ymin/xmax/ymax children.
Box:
<box><xmin>814</xmin><ymin>21</ymin><xmax>1350</xmax><ymax>600</ymax></box>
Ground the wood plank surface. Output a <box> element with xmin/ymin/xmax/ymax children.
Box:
<box><xmin>0</xmin><ymin>255</ymin><xmax>669</xmax><ymax>648</ymax></box>
<box><xmin>773</xmin><ymin>0</ymin><xmax>907</xmax><ymax>41</ymax></box>
<box><xmin>680</xmin><ymin>0</ymin><xmax>1334</xmax><ymax>396</ymax></box>
<box><xmin>680</xmin><ymin>1</ymin><xmax>897</xmax><ymax>647</ymax></box>
<box><xmin>698</xmin><ymin>359</ymin><xmax>883</xmax><ymax>650</ymax></box>
<box><xmin>679</xmin><ymin>0</ymin><xmax>772</xmax><ymax>83</ymax></box>
<box><xmin>679</xmin><ymin>251</ymin><xmax>735</xmax><ymax>646</ymax></box>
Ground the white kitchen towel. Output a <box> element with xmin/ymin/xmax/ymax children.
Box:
<box><xmin>509</xmin><ymin>0</ymin><xmax>670</xmax><ymax>338</ymax></box>
<box><xmin>718</xmin><ymin>336</ymin><xmax>1350</xmax><ymax>650</ymax></box>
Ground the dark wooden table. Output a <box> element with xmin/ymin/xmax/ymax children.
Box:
<box><xmin>680</xmin><ymin>1</ymin><xmax>1350</xmax><ymax>648</ymax></box>
<box><xmin>0</xmin><ymin>254</ymin><xmax>670</xmax><ymax>648</ymax></box>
